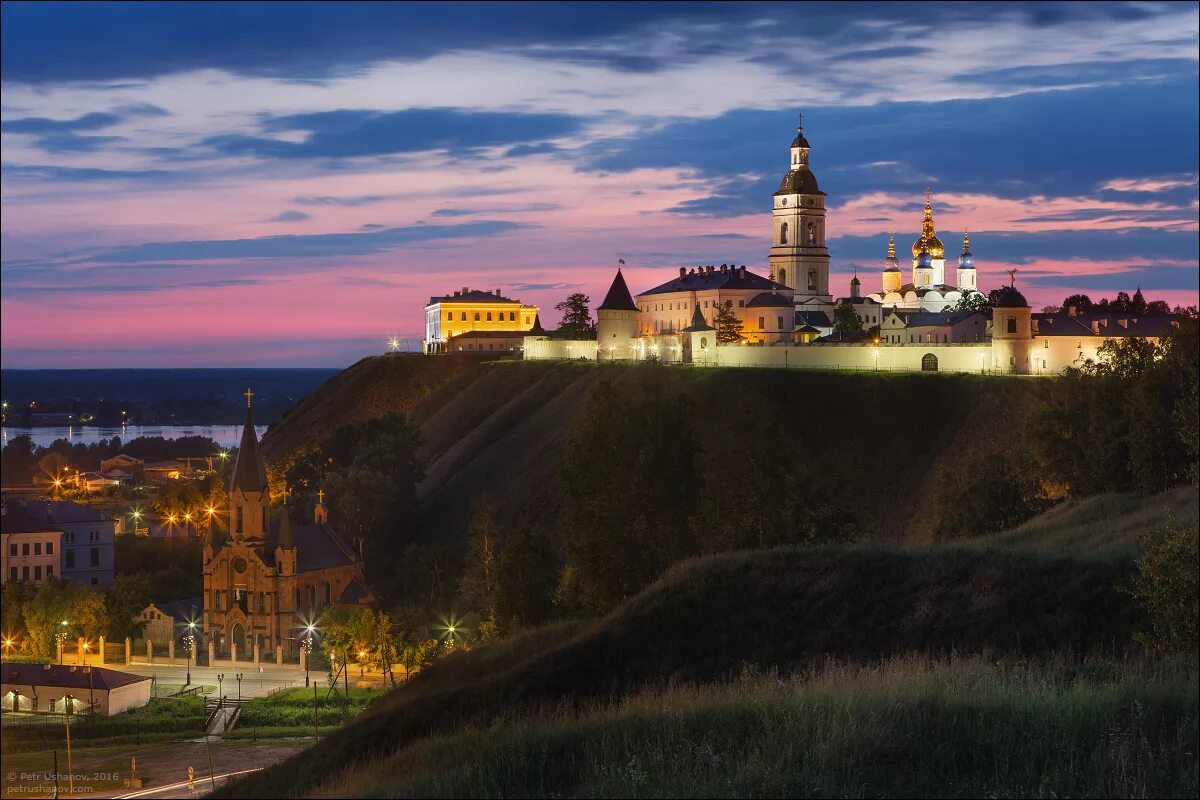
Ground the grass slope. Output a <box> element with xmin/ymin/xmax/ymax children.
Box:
<box><xmin>220</xmin><ymin>543</ymin><xmax>1145</xmax><ymax>798</ymax></box>
<box><xmin>313</xmin><ymin>655</ymin><xmax>1199</xmax><ymax>799</ymax></box>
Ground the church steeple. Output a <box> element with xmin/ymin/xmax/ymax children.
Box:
<box><xmin>770</xmin><ymin>114</ymin><xmax>830</xmax><ymax>304</ymax></box>
<box><xmin>229</xmin><ymin>388</ymin><xmax>269</xmax><ymax>541</ymax></box>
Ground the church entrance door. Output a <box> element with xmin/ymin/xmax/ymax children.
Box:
<box><xmin>922</xmin><ymin>353</ymin><xmax>939</xmax><ymax>372</ymax></box>
<box><xmin>232</xmin><ymin>623</ymin><xmax>246</xmax><ymax>656</ymax></box>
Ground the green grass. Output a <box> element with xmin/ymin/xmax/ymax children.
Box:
<box><xmin>237</xmin><ymin>686</ymin><xmax>383</xmax><ymax>729</ymax></box>
<box><xmin>312</xmin><ymin>654</ymin><xmax>1199</xmax><ymax>799</ymax></box>
<box><xmin>0</xmin><ymin>696</ymin><xmax>207</xmax><ymax>752</ymax></box>
<box><xmin>220</xmin><ymin>543</ymin><xmax>1148</xmax><ymax>798</ymax></box>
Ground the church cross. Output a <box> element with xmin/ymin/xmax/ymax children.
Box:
<box><xmin>924</xmin><ymin>187</ymin><xmax>933</xmax><ymax>203</ymax></box>
<box><xmin>243</xmin><ymin>387</ymin><xmax>254</xmax><ymax>408</ymax></box>
<box><xmin>317</xmin><ymin>489</ymin><xmax>325</xmax><ymax>505</ymax></box>
<box><xmin>1007</xmin><ymin>267</ymin><xmax>1019</xmax><ymax>287</ymax></box>
<box><xmin>278</xmin><ymin>485</ymin><xmax>290</xmax><ymax>505</ymax></box>
<box><xmin>797</xmin><ymin>112</ymin><xmax>803</xmax><ymax>131</ymax></box>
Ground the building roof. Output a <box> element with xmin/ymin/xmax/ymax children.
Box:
<box><xmin>149</xmin><ymin>598</ymin><xmax>202</xmax><ymax>624</ymax></box>
<box><xmin>231</xmin><ymin>404</ymin><xmax>269</xmax><ymax>495</ymax></box>
<box><xmin>1</xmin><ymin>663</ymin><xmax>151</xmax><ymax>691</ymax></box>
<box><xmin>794</xmin><ymin>310</ymin><xmax>832</xmax><ymax>328</ymax></box>
<box><xmin>639</xmin><ymin>267</ymin><xmax>784</xmax><ymax>297</ymax></box>
<box><xmin>682</xmin><ymin>304</ymin><xmax>714</xmax><ymax>332</ymax></box>
<box><xmin>838</xmin><ymin>296</ymin><xmax>881</xmax><ymax>306</ymax></box>
<box><xmin>277</xmin><ymin>511</ymin><xmax>295</xmax><ymax>549</ymax></box>
<box><xmin>746</xmin><ymin>291</ymin><xmax>793</xmax><ymax>308</ymax></box>
<box><xmin>1</xmin><ymin>500</ymin><xmax>113</xmax><ymax>533</ymax></box>
<box><xmin>597</xmin><ymin>269</ymin><xmax>639</xmax><ymax>312</ymax></box>
<box><xmin>888</xmin><ymin>310</ymin><xmax>987</xmax><ymax>329</ymax></box>
<box><xmin>337</xmin><ymin>580</ymin><xmax>373</xmax><ymax>605</ymax></box>
<box><xmin>1031</xmin><ymin>313</ymin><xmax>1179</xmax><ymax>338</ymax></box>
<box><xmin>448</xmin><ymin>330</ymin><xmax>528</xmax><ymax>339</ymax></box>
<box><xmin>814</xmin><ymin>330</ymin><xmax>873</xmax><ymax>343</ymax></box>
<box><xmin>429</xmin><ymin>289</ymin><xmax>520</xmax><ymax>305</ymax></box>
<box><xmin>274</xmin><ymin>520</ymin><xmax>359</xmax><ymax>572</ymax></box>
<box><xmin>775</xmin><ymin>169</ymin><xmax>822</xmax><ymax>196</ymax></box>
<box><xmin>992</xmin><ymin>285</ymin><xmax>1029</xmax><ymax>309</ymax></box>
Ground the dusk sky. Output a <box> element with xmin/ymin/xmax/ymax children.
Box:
<box><xmin>2</xmin><ymin>1</ymin><xmax>1197</xmax><ymax>368</ymax></box>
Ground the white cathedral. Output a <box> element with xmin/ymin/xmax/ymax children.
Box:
<box><xmin>511</xmin><ymin>118</ymin><xmax>1179</xmax><ymax>375</ymax></box>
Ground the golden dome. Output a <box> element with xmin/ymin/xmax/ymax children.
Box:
<box><xmin>912</xmin><ymin>234</ymin><xmax>944</xmax><ymax>259</ymax></box>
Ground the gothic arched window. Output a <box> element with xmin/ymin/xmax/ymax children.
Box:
<box><xmin>780</xmin><ymin>222</ymin><xmax>788</xmax><ymax>245</ymax></box>
<box><xmin>922</xmin><ymin>353</ymin><xmax>939</xmax><ymax>372</ymax></box>
<box><xmin>778</xmin><ymin>268</ymin><xmax>786</xmax><ymax>286</ymax></box>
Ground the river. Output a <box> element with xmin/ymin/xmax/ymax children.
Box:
<box><xmin>2</xmin><ymin>424</ymin><xmax>268</xmax><ymax>449</ymax></box>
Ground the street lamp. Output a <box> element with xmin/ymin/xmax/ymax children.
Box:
<box><xmin>873</xmin><ymin>349</ymin><xmax>880</xmax><ymax>371</ymax></box>
<box><xmin>56</xmin><ymin>621</ymin><xmax>69</xmax><ymax>665</ymax></box>
<box><xmin>185</xmin><ymin>622</ymin><xmax>197</xmax><ymax>686</ymax></box>
<box><xmin>217</xmin><ymin>673</ymin><xmax>225</xmax><ymax>701</ymax></box>
<box><xmin>236</xmin><ymin>673</ymin><xmax>243</xmax><ymax>705</ymax></box>
<box><xmin>302</xmin><ymin>624</ymin><xmax>315</xmax><ymax>688</ymax></box>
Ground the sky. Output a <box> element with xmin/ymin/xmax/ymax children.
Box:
<box><xmin>1</xmin><ymin>2</ymin><xmax>1197</xmax><ymax>368</ymax></box>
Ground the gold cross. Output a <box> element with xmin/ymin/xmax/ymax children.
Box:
<box><xmin>797</xmin><ymin>112</ymin><xmax>803</xmax><ymax>130</ymax></box>
<box><xmin>317</xmin><ymin>489</ymin><xmax>325</xmax><ymax>505</ymax></box>
<box><xmin>278</xmin><ymin>485</ymin><xmax>290</xmax><ymax>504</ymax></box>
<box><xmin>924</xmin><ymin>187</ymin><xmax>933</xmax><ymax>203</ymax></box>
<box><xmin>243</xmin><ymin>387</ymin><xmax>254</xmax><ymax>408</ymax></box>
<box><xmin>1007</xmin><ymin>267</ymin><xmax>1019</xmax><ymax>287</ymax></box>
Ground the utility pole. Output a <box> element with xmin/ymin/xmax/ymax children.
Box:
<box><xmin>312</xmin><ymin>683</ymin><xmax>319</xmax><ymax>742</ymax></box>
<box><xmin>63</xmin><ymin>698</ymin><xmax>74</xmax><ymax>794</ymax></box>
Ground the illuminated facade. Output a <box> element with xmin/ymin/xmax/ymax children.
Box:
<box><xmin>203</xmin><ymin>396</ymin><xmax>370</xmax><ymax>660</ymax></box>
<box><xmin>866</xmin><ymin>200</ymin><xmax>983</xmax><ymax>312</ymax></box>
<box><xmin>424</xmin><ymin>288</ymin><xmax>539</xmax><ymax>354</ymax></box>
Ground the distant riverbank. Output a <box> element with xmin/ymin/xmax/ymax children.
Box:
<box><xmin>2</xmin><ymin>424</ymin><xmax>268</xmax><ymax>449</ymax></box>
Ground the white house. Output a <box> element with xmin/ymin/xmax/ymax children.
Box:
<box><xmin>1</xmin><ymin>663</ymin><xmax>152</xmax><ymax>716</ymax></box>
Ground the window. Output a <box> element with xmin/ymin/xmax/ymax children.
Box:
<box><xmin>90</xmin><ymin>548</ymin><xmax>99</xmax><ymax>567</ymax></box>
<box><xmin>46</xmin><ymin>566</ymin><xmax>53</xmax><ymax>577</ymax></box>
<box><xmin>236</xmin><ymin>506</ymin><xmax>244</xmax><ymax>534</ymax></box>
<box><xmin>325</xmin><ymin>583</ymin><xmax>332</xmax><ymax>604</ymax></box>
<box><xmin>258</xmin><ymin>592</ymin><xmax>265</xmax><ymax>613</ymax></box>
<box><xmin>8</xmin><ymin>567</ymin><xmax>15</xmax><ymax>581</ymax></box>
<box><xmin>922</xmin><ymin>353</ymin><xmax>939</xmax><ymax>372</ymax></box>
<box><xmin>460</xmin><ymin>312</ymin><xmax>467</xmax><ymax>321</ymax></box>
<box><xmin>780</xmin><ymin>222</ymin><xmax>788</xmax><ymax>244</ymax></box>
<box><xmin>738</xmin><ymin>300</ymin><xmax>745</xmax><ymax>307</ymax></box>
<box><xmin>779</xmin><ymin>269</ymin><xmax>787</xmax><ymax>286</ymax></box>
<box><xmin>525</xmin><ymin>316</ymin><xmax>530</xmax><ymax>324</ymax></box>
<box><xmin>34</xmin><ymin>566</ymin><xmax>42</xmax><ymax>580</ymax></box>
<box><xmin>22</xmin><ymin>566</ymin><xmax>30</xmax><ymax>580</ymax></box>
<box><xmin>46</xmin><ymin>543</ymin><xmax>53</xmax><ymax>555</ymax></box>
<box><xmin>509</xmin><ymin>312</ymin><xmax>515</xmax><ymax>321</ymax></box>
<box><xmin>778</xmin><ymin>316</ymin><xmax>784</xmax><ymax>330</ymax></box>
<box><xmin>758</xmin><ymin>316</ymin><xmax>765</xmax><ymax>329</ymax></box>
<box><xmin>445</xmin><ymin>311</ymin><xmax>452</xmax><ymax>321</ymax></box>
<box><xmin>474</xmin><ymin>312</ymin><xmax>480</xmax><ymax>321</ymax></box>
<box><xmin>808</xmin><ymin>270</ymin><xmax>816</xmax><ymax>291</ymax></box>
<box><xmin>486</xmin><ymin>312</ymin><xmax>493</xmax><ymax>321</ymax></box>
<box><xmin>21</xmin><ymin>543</ymin><xmax>29</xmax><ymax>556</ymax></box>
<box><xmin>66</xmin><ymin>549</ymin><xmax>75</xmax><ymax>568</ymax></box>
<box><xmin>34</xmin><ymin>543</ymin><xmax>41</xmax><ymax>555</ymax></box>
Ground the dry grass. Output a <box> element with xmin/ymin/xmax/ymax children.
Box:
<box><xmin>312</xmin><ymin>654</ymin><xmax>1199</xmax><ymax>799</ymax></box>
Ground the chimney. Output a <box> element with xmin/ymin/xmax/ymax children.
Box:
<box><xmin>495</xmin><ymin>288</ymin><xmax>501</xmax><ymax>296</ymax></box>
<box><xmin>453</xmin><ymin>290</ymin><xmax>460</xmax><ymax>297</ymax></box>
<box><xmin>1092</xmin><ymin>321</ymin><xmax>1101</xmax><ymax>334</ymax></box>
<box><xmin>739</xmin><ymin>266</ymin><xmax>746</xmax><ymax>277</ymax></box>
<box><xmin>679</xmin><ymin>267</ymin><xmax>686</xmax><ymax>278</ymax></box>
<box><xmin>1067</xmin><ymin>305</ymin><xmax>1077</xmax><ymax>317</ymax></box>
<box><xmin>462</xmin><ymin>286</ymin><xmax>469</xmax><ymax>295</ymax></box>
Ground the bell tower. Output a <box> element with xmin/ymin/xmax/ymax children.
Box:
<box><xmin>768</xmin><ymin>115</ymin><xmax>831</xmax><ymax>309</ymax></box>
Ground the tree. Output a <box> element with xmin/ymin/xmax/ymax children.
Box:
<box><xmin>554</xmin><ymin>292</ymin><xmax>595</xmax><ymax>338</ymax></box>
<box><xmin>713</xmin><ymin>300</ymin><xmax>745</xmax><ymax>344</ymax></box>
<box><xmin>1111</xmin><ymin>291</ymin><xmax>1132</xmax><ymax>312</ymax></box>
<box><xmin>954</xmin><ymin>292</ymin><xmax>991</xmax><ymax>313</ymax></box>
<box><xmin>833</xmin><ymin>303</ymin><xmax>863</xmax><ymax>334</ymax></box>
<box><xmin>1126</xmin><ymin>522</ymin><xmax>1198</xmax><ymax>654</ymax></box>
<box><xmin>1</xmin><ymin>435</ymin><xmax>38</xmax><ymax>485</ymax></box>
<box><xmin>1061</xmin><ymin>294</ymin><xmax>1093</xmax><ymax>313</ymax></box>
<box><xmin>105</xmin><ymin>575</ymin><xmax>150</xmax><ymax>641</ymax></box>
<box><xmin>560</xmin><ymin>367</ymin><xmax>699</xmax><ymax>612</ymax></box>
<box><xmin>458</xmin><ymin>494</ymin><xmax>501</xmax><ymax>618</ymax></box>
<box><xmin>495</xmin><ymin>525</ymin><xmax>558</xmax><ymax>631</ymax></box>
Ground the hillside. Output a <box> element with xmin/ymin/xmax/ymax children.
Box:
<box><xmin>263</xmin><ymin>357</ymin><xmax>1056</xmax><ymax>549</ymax></box>
<box><xmin>220</xmin><ymin>542</ymin><xmax>1146</xmax><ymax>798</ymax></box>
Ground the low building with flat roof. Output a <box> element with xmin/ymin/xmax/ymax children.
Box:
<box><xmin>1</xmin><ymin>663</ymin><xmax>152</xmax><ymax>716</ymax></box>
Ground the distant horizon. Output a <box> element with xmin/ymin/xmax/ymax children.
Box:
<box><xmin>2</xmin><ymin>2</ymin><xmax>1197</xmax><ymax>367</ymax></box>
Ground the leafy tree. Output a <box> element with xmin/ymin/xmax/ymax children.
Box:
<box><xmin>833</xmin><ymin>303</ymin><xmax>863</xmax><ymax>334</ymax></box>
<box><xmin>1</xmin><ymin>435</ymin><xmax>38</xmax><ymax>484</ymax></box>
<box><xmin>1126</xmin><ymin>522</ymin><xmax>1198</xmax><ymax>654</ymax></box>
<box><xmin>1061</xmin><ymin>294</ymin><xmax>1093</xmax><ymax>313</ymax></box>
<box><xmin>105</xmin><ymin>575</ymin><xmax>151</xmax><ymax>641</ymax></box>
<box><xmin>22</xmin><ymin>579</ymin><xmax>78</xmax><ymax>658</ymax></box>
<box><xmin>953</xmin><ymin>292</ymin><xmax>991</xmax><ymax>313</ymax></box>
<box><xmin>714</xmin><ymin>301</ymin><xmax>745</xmax><ymax>344</ymax></box>
<box><xmin>1111</xmin><ymin>291</ymin><xmax>1133</xmax><ymax>312</ymax></box>
<box><xmin>554</xmin><ymin>292</ymin><xmax>595</xmax><ymax>338</ymax></box>
<box><xmin>495</xmin><ymin>525</ymin><xmax>558</xmax><ymax>631</ymax></box>
<box><xmin>1147</xmin><ymin>300</ymin><xmax>1172</xmax><ymax>316</ymax></box>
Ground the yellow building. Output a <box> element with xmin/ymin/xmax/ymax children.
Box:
<box><xmin>636</xmin><ymin>264</ymin><xmax>795</xmax><ymax>345</ymax></box>
<box><xmin>424</xmin><ymin>288</ymin><xmax>539</xmax><ymax>354</ymax></box>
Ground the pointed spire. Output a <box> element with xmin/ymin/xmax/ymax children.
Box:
<box><xmin>962</xmin><ymin>228</ymin><xmax>971</xmax><ymax>254</ymax></box>
<box><xmin>530</xmin><ymin>313</ymin><xmax>545</xmax><ymax>334</ymax></box>
<box><xmin>230</xmin><ymin>392</ymin><xmax>268</xmax><ymax>495</ymax></box>
<box><xmin>597</xmin><ymin>268</ymin><xmax>638</xmax><ymax>312</ymax></box>
<box><xmin>887</xmin><ymin>232</ymin><xmax>896</xmax><ymax>259</ymax></box>
<box><xmin>683</xmin><ymin>303</ymin><xmax>714</xmax><ymax>332</ymax></box>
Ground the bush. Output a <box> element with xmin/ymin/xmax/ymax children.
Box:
<box><xmin>1127</xmin><ymin>522</ymin><xmax>1199</xmax><ymax>653</ymax></box>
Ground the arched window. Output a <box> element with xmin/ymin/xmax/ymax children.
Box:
<box><xmin>1007</xmin><ymin>316</ymin><xmax>1017</xmax><ymax>334</ymax></box>
<box><xmin>780</xmin><ymin>222</ymin><xmax>788</xmax><ymax>245</ymax></box>
<box><xmin>808</xmin><ymin>222</ymin><xmax>817</xmax><ymax>245</ymax></box>
<box><xmin>324</xmin><ymin>583</ymin><xmax>332</xmax><ymax>604</ymax></box>
<box><xmin>922</xmin><ymin>353</ymin><xmax>939</xmax><ymax>372</ymax></box>
<box><xmin>778</xmin><ymin>269</ymin><xmax>786</xmax><ymax>286</ymax></box>
<box><xmin>808</xmin><ymin>270</ymin><xmax>817</xmax><ymax>291</ymax></box>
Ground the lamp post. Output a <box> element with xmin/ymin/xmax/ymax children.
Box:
<box><xmin>217</xmin><ymin>673</ymin><xmax>225</xmax><ymax>702</ymax></box>
<box><xmin>873</xmin><ymin>348</ymin><xmax>880</xmax><ymax>371</ymax></box>
<box><xmin>302</xmin><ymin>623</ymin><xmax>316</xmax><ymax>688</ymax></box>
<box><xmin>185</xmin><ymin>623</ymin><xmax>196</xmax><ymax>686</ymax></box>
<box><xmin>56</xmin><ymin>621</ymin><xmax>69</xmax><ymax>665</ymax></box>
<box><xmin>236</xmin><ymin>673</ymin><xmax>243</xmax><ymax>705</ymax></box>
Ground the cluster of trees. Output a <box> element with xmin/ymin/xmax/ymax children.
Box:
<box><xmin>282</xmin><ymin>413</ymin><xmax>423</xmax><ymax>598</ymax></box>
<box><xmin>2</xmin><ymin>576</ymin><xmax>151</xmax><ymax>658</ymax></box>
<box><xmin>0</xmin><ymin>434</ymin><xmax>223</xmax><ymax>485</ymax></box>
<box><xmin>554</xmin><ymin>292</ymin><xmax>595</xmax><ymax>338</ymax></box>
<box><xmin>1050</xmin><ymin>290</ymin><xmax>1185</xmax><ymax>316</ymax></box>
<box><xmin>315</xmin><ymin>605</ymin><xmax>457</xmax><ymax>682</ymax></box>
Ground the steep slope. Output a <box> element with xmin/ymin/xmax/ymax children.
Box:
<box><xmin>220</xmin><ymin>543</ymin><xmax>1143</xmax><ymax>798</ymax></box>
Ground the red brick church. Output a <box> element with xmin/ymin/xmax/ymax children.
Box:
<box><xmin>202</xmin><ymin>392</ymin><xmax>371</xmax><ymax>659</ymax></box>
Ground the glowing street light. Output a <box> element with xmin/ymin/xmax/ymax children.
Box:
<box><xmin>873</xmin><ymin>349</ymin><xmax>880</xmax><ymax>371</ymax></box>
<box><xmin>388</xmin><ymin>336</ymin><xmax>402</xmax><ymax>352</ymax></box>
<box><xmin>56</xmin><ymin>621</ymin><xmax>69</xmax><ymax>665</ymax></box>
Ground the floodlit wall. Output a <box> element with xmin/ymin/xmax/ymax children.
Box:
<box><xmin>523</xmin><ymin>337</ymin><xmax>598</xmax><ymax>361</ymax></box>
<box><xmin>697</xmin><ymin>342</ymin><xmax>995</xmax><ymax>373</ymax></box>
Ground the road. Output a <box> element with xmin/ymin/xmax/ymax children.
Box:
<box><xmin>114</xmin><ymin>767</ymin><xmax>260</xmax><ymax>798</ymax></box>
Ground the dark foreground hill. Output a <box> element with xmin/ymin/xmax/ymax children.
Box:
<box><xmin>262</xmin><ymin>357</ymin><xmax>1062</xmax><ymax>547</ymax></box>
<box><xmin>220</xmin><ymin>542</ymin><xmax>1147</xmax><ymax>798</ymax></box>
